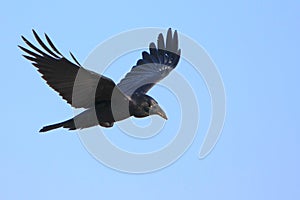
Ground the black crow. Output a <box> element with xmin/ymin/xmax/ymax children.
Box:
<box><xmin>19</xmin><ymin>28</ymin><xmax>181</xmax><ymax>132</ymax></box>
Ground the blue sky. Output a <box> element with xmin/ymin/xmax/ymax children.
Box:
<box><xmin>1</xmin><ymin>0</ymin><xmax>300</xmax><ymax>199</ymax></box>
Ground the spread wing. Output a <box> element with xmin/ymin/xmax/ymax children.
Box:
<box><xmin>117</xmin><ymin>28</ymin><xmax>181</xmax><ymax>96</ymax></box>
<box><xmin>19</xmin><ymin>30</ymin><xmax>128</xmax><ymax>108</ymax></box>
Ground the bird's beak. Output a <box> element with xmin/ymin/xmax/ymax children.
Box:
<box><xmin>150</xmin><ymin>104</ymin><xmax>168</xmax><ymax>120</ymax></box>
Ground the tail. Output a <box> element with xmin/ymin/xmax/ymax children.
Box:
<box><xmin>39</xmin><ymin>119</ymin><xmax>76</xmax><ymax>133</ymax></box>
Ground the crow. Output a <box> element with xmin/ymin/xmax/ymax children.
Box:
<box><xmin>19</xmin><ymin>28</ymin><xmax>181</xmax><ymax>132</ymax></box>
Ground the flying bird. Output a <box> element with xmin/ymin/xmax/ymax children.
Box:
<box><xmin>19</xmin><ymin>28</ymin><xmax>181</xmax><ymax>132</ymax></box>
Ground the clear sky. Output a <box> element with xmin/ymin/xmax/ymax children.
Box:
<box><xmin>1</xmin><ymin>0</ymin><xmax>300</xmax><ymax>199</ymax></box>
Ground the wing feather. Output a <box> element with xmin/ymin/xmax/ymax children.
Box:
<box><xmin>20</xmin><ymin>30</ymin><xmax>128</xmax><ymax>108</ymax></box>
<box><xmin>117</xmin><ymin>28</ymin><xmax>181</xmax><ymax>96</ymax></box>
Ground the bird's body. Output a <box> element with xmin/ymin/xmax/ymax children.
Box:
<box><xmin>19</xmin><ymin>28</ymin><xmax>181</xmax><ymax>132</ymax></box>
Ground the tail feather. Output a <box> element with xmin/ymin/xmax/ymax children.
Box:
<box><xmin>39</xmin><ymin>119</ymin><xmax>75</xmax><ymax>133</ymax></box>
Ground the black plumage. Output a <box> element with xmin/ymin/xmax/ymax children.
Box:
<box><xmin>19</xmin><ymin>28</ymin><xmax>181</xmax><ymax>132</ymax></box>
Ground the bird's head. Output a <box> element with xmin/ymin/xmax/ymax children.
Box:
<box><xmin>131</xmin><ymin>94</ymin><xmax>167</xmax><ymax>120</ymax></box>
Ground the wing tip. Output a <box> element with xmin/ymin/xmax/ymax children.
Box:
<box><xmin>18</xmin><ymin>45</ymin><xmax>27</xmax><ymax>52</ymax></box>
<box><xmin>149</xmin><ymin>42</ymin><xmax>156</xmax><ymax>49</ymax></box>
<box><xmin>69</xmin><ymin>51</ymin><xmax>81</xmax><ymax>66</ymax></box>
<box><xmin>32</xmin><ymin>29</ymin><xmax>37</xmax><ymax>35</ymax></box>
<box><xmin>20</xmin><ymin>35</ymin><xmax>29</xmax><ymax>43</ymax></box>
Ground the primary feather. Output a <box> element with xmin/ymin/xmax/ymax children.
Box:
<box><xmin>117</xmin><ymin>28</ymin><xmax>181</xmax><ymax>96</ymax></box>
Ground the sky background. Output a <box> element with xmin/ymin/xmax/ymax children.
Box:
<box><xmin>1</xmin><ymin>0</ymin><xmax>300</xmax><ymax>199</ymax></box>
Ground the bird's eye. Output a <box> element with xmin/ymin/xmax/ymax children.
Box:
<box><xmin>144</xmin><ymin>106</ymin><xmax>150</xmax><ymax>113</ymax></box>
<box><xmin>141</xmin><ymin>102</ymin><xmax>150</xmax><ymax>113</ymax></box>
